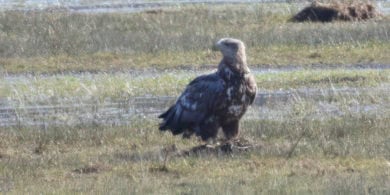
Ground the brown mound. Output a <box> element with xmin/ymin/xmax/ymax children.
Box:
<box><xmin>291</xmin><ymin>1</ymin><xmax>381</xmax><ymax>22</ymax></box>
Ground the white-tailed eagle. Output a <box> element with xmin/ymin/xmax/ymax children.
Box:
<box><xmin>159</xmin><ymin>38</ymin><xmax>257</xmax><ymax>141</ymax></box>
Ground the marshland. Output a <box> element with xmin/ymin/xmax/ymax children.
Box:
<box><xmin>0</xmin><ymin>1</ymin><xmax>390</xmax><ymax>194</ymax></box>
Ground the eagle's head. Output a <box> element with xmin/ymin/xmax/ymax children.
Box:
<box><xmin>216</xmin><ymin>38</ymin><xmax>249</xmax><ymax>74</ymax></box>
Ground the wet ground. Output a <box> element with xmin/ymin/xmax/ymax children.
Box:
<box><xmin>1</xmin><ymin>86</ymin><xmax>388</xmax><ymax>128</ymax></box>
<box><xmin>1</xmin><ymin>67</ymin><xmax>389</xmax><ymax>128</ymax></box>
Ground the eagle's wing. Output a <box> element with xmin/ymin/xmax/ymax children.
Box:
<box><xmin>245</xmin><ymin>74</ymin><xmax>257</xmax><ymax>105</ymax></box>
<box><xmin>159</xmin><ymin>73</ymin><xmax>225</xmax><ymax>134</ymax></box>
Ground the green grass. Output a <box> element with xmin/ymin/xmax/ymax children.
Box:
<box><xmin>0</xmin><ymin>4</ymin><xmax>389</xmax><ymax>73</ymax></box>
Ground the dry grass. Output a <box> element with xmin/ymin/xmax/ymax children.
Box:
<box><xmin>1</xmin><ymin>100</ymin><xmax>389</xmax><ymax>193</ymax></box>
<box><xmin>0</xmin><ymin>4</ymin><xmax>389</xmax><ymax>73</ymax></box>
<box><xmin>1</xmin><ymin>42</ymin><xmax>389</xmax><ymax>74</ymax></box>
<box><xmin>1</xmin><ymin>3</ymin><xmax>390</xmax><ymax>194</ymax></box>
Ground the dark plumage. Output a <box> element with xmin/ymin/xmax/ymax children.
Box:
<box><xmin>159</xmin><ymin>38</ymin><xmax>257</xmax><ymax>141</ymax></box>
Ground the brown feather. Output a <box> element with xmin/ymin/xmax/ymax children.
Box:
<box><xmin>158</xmin><ymin>38</ymin><xmax>257</xmax><ymax>141</ymax></box>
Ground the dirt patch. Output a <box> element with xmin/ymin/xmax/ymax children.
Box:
<box><xmin>291</xmin><ymin>1</ymin><xmax>381</xmax><ymax>22</ymax></box>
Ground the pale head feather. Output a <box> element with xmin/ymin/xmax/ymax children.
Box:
<box><xmin>216</xmin><ymin>38</ymin><xmax>249</xmax><ymax>74</ymax></box>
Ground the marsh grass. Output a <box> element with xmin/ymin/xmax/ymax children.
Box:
<box><xmin>0</xmin><ymin>4</ymin><xmax>389</xmax><ymax>73</ymax></box>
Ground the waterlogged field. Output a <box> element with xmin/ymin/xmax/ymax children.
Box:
<box><xmin>1</xmin><ymin>2</ymin><xmax>390</xmax><ymax>194</ymax></box>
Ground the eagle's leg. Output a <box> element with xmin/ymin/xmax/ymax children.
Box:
<box><xmin>222</xmin><ymin>120</ymin><xmax>240</xmax><ymax>141</ymax></box>
<box><xmin>197</xmin><ymin>119</ymin><xmax>220</xmax><ymax>142</ymax></box>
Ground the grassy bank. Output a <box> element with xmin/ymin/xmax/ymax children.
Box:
<box><xmin>0</xmin><ymin>4</ymin><xmax>389</xmax><ymax>73</ymax></box>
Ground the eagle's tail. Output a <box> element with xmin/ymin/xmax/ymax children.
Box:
<box><xmin>158</xmin><ymin>105</ymin><xmax>185</xmax><ymax>135</ymax></box>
